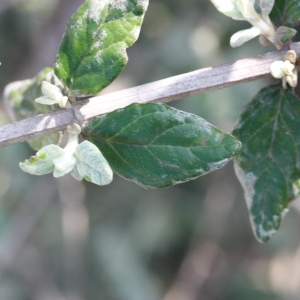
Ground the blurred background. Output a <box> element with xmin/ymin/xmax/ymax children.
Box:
<box><xmin>0</xmin><ymin>0</ymin><xmax>300</xmax><ymax>299</ymax></box>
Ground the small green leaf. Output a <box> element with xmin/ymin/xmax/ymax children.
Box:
<box><xmin>233</xmin><ymin>84</ymin><xmax>300</xmax><ymax>243</ymax></box>
<box><xmin>270</xmin><ymin>0</ymin><xmax>300</xmax><ymax>27</ymax></box>
<box><xmin>19</xmin><ymin>144</ymin><xmax>64</xmax><ymax>175</ymax></box>
<box><xmin>74</xmin><ymin>141</ymin><xmax>113</xmax><ymax>185</ymax></box>
<box><xmin>4</xmin><ymin>68</ymin><xmax>63</xmax><ymax>150</ymax></box>
<box><xmin>274</xmin><ymin>26</ymin><xmax>297</xmax><ymax>47</ymax></box>
<box><xmin>54</xmin><ymin>0</ymin><xmax>149</xmax><ymax>97</ymax></box>
<box><xmin>83</xmin><ymin>103</ymin><xmax>241</xmax><ymax>188</ymax></box>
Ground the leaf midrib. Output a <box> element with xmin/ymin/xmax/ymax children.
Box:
<box><xmin>91</xmin><ymin>138</ymin><xmax>237</xmax><ymax>149</ymax></box>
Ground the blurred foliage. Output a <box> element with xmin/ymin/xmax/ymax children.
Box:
<box><xmin>0</xmin><ymin>0</ymin><xmax>300</xmax><ymax>299</ymax></box>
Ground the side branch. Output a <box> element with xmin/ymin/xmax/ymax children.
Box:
<box><xmin>1</xmin><ymin>43</ymin><xmax>299</xmax><ymax>148</ymax></box>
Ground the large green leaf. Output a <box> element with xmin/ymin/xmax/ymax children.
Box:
<box><xmin>233</xmin><ymin>84</ymin><xmax>300</xmax><ymax>243</ymax></box>
<box><xmin>4</xmin><ymin>68</ymin><xmax>63</xmax><ymax>150</ymax></box>
<box><xmin>54</xmin><ymin>0</ymin><xmax>148</xmax><ymax>97</ymax></box>
<box><xmin>270</xmin><ymin>0</ymin><xmax>300</xmax><ymax>27</ymax></box>
<box><xmin>83</xmin><ymin>103</ymin><xmax>241</xmax><ymax>188</ymax></box>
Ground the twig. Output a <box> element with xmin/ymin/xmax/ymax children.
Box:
<box><xmin>1</xmin><ymin>42</ymin><xmax>300</xmax><ymax>148</ymax></box>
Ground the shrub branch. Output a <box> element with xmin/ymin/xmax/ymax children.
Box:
<box><xmin>1</xmin><ymin>43</ymin><xmax>300</xmax><ymax>148</ymax></box>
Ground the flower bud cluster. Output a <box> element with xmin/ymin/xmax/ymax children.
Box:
<box><xmin>270</xmin><ymin>50</ymin><xmax>298</xmax><ymax>89</ymax></box>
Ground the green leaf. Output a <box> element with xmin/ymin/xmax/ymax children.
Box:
<box><xmin>233</xmin><ymin>84</ymin><xmax>300</xmax><ymax>243</ymax></box>
<box><xmin>270</xmin><ymin>0</ymin><xmax>300</xmax><ymax>27</ymax></box>
<box><xmin>19</xmin><ymin>144</ymin><xmax>64</xmax><ymax>176</ymax></box>
<box><xmin>83</xmin><ymin>103</ymin><xmax>241</xmax><ymax>188</ymax></box>
<box><xmin>274</xmin><ymin>26</ymin><xmax>297</xmax><ymax>46</ymax></box>
<box><xmin>54</xmin><ymin>0</ymin><xmax>149</xmax><ymax>97</ymax></box>
<box><xmin>4</xmin><ymin>68</ymin><xmax>63</xmax><ymax>150</ymax></box>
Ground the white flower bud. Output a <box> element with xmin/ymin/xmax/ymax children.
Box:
<box><xmin>270</xmin><ymin>53</ymin><xmax>298</xmax><ymax>89</ymax></box>
<box><xmin>282</xmin><ymin>60</ymin><xmax>295</xmax><ymax>76</ymax></box>
<box><xmin>284</xmin><ymin>50</ymin><xmax>297</xmax><ymax>64</ymax></box>
<box><xmin>67</xmin><ymin>123</ymin><xmax>81</xmax><ymax>135</ymax></box>
<box><xmin>270</xmin><ymin>61</ymin><xmax>286</xmax><ymax>78</ymax></box>
<box><xmin>270</xmin><ymin>60</ymin><xmax>295</xmax><ymax>79</ymax></box>
<box><xmin>286</xmin><ymin>69</ymin><xmax>298</xmax><ymax>88</ymax></box>
<box><xmin>35</xmin><ymin>81</ymin><xmax>69</xmax><ymax>108</ymax></box>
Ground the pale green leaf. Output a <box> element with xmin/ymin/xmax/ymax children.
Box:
<box><xmin>74</xmin><ymin>141</ymin><xmax>113</xmax><ymax>185</ymax></box>
<box><xmin>4</xmin><ymin>68</ymin><xmax>63</xmax><ymax>150</ymax></box>
<box><xmin>19</xmin><ymin>144</ymin><xmax>64</xmax><ymax>176</ymax></box>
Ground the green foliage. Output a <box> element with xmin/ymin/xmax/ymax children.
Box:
<box><xmin>4</xmin><ymin>68</ymin><xmax>62</xmax><ymax>150</ymax></box>
<box><xmin>7</xmin><ymin>1</ymin><xmax>300</xmax><ymax>299</ymax></box>
<box><xmin>83</xmin><ymin>103</ymin><xmax>241</xmax><ymax>188</ymax></box>
<box><xmin>270</xmin><ymin>0</ymin><xmax>300</xmax><ymax>27</ymax></box>
<box><xmin>233</xmin><ymin>84</ymin><xmax>300</xmax><ymax>242</ymax></box>
<box><xmin>54</xmin><ymin>0</ymin><xmax>149</xmax><ymax>97</ymax></box>
<box><xmin>5</xmin><ymin>0</ymin><xmax>300</xmax><ymax>243</ymax></box>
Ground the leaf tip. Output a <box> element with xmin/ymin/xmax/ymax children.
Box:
<box><xmin>251</xmin><ymin>208</ymin><xmax>289</xmax><ymax>243</ymax></box>
<box><xmin>252</xmin><ymin>222</ymin><xmax>279</xmax><ymax>243</ymax></box>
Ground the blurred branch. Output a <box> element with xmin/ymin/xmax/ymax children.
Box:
<box><xmin>1</xmin><ymin>42</ymin><xmax>300</xmax><ymax>148</ymax></box>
